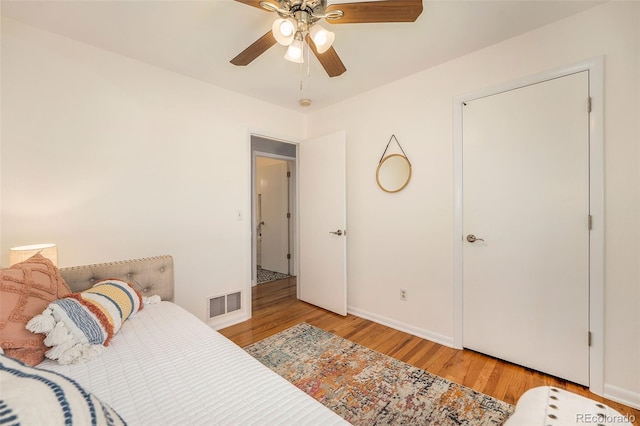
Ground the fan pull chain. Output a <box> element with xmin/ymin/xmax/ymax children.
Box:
<box><xmin>297</xmin><ymin>41</ymin><xmax>311</xmax><ymax>93</ymax></box>
<box><xmin>297</xmin><ymin>48</ymin><xmax>303</xmax><ymax>91</ymax></box>
<box><xmin>306</xmin><ymin>40</ymin><xmax>311</xmax><ymax>77</ymax></box>
<box><xmin>295</xmin><ymin>37</ymin><xmax>312</xmax><ymax>107</ymax></box>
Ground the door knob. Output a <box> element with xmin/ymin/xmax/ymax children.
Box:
<box><xmin>466</xmin><ymin>234</ymin><xmax>484</xmax><ymax>243</ymax></box>
<box><xmin>330</xmin><ymin>230</ymin><xmax>344</xmax><ymax>236</ymax></box>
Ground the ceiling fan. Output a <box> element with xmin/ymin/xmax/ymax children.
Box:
<box><xmin>230</xmin><ymin>0</ymin><xmax>423</xmax><ymax>77</ymax></box>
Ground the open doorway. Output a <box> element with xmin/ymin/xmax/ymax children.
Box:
<box><xmin>251</xmin><ymin>136</ymin><xmax>297</xmax><ymax>287</ymax></box>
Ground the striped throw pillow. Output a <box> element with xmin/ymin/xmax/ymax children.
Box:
<box><xmin>27</xmin><ymin>279</ymin><xmax>143</xmax><ymax>365</ymax></box>
<box><xmin>0</xmin><ymin>353</ymin><xmax>126</xmax><ymax>425</ymax></box>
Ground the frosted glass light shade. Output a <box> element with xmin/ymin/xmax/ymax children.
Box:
<box><xmin>272</xmin><ymin>18</ymin><xmax>296</xmax><ymax>46</ymax></box>
<box><xmin>309</xmin><ymin>24</ymin><xmax>334</xmax><ymax>54</ymax></box>
<box><xmin>284</xmin><ymin>38</ymin><xmax>304</xmax><ymax>63</ymax></box>
<box><xmin>10</xmin><ymin>243</ymin><xmax>58</xmax><ymax>266</ymax></box>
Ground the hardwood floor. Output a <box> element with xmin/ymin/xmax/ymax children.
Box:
<box><xmin>219</xmin><ymin>277</ymin><xmax>640</xmax><ymax>424</ymax></box>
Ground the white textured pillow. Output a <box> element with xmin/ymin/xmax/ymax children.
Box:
<box><xmin>0</xmin><ymin>353</ymin><xmax>126</xmax><ymax>425</ymax></box>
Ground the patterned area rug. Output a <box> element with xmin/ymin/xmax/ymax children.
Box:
<box><xmin>256</xmin><ymin>266</ymin><xmax>290</xmax><ymax>284</ymax></box>
<box><xmin>245</xmin><ymin>323</ymin><xmax>514</xmax><ymax>425</ymax></box>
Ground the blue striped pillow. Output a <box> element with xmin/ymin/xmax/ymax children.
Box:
<box><xmin>0</xmin><ymin>353</ymin><xmax>126</xmax><ymax>425</ymax></box>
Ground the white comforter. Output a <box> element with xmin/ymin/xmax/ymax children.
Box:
<box><xmin>39</xmin><ymin>302</ymin><xmax>348</xmax><ymax>426</ymax></box>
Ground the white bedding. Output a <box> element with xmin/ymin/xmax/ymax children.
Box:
<box><xmin>38</xmin><ymin>301</ymin><xmax>348</xmax><ymax>426</ymax></box>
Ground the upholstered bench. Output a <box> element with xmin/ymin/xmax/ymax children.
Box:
<box><xmin>505</xmin><ymin>386</ymin><xmax>634</xmax><ymax>425</ymax></box>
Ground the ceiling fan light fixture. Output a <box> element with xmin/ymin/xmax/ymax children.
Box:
<box><xmin>272</xmin><ymin>18</ymin><xmax>297</xmax><ymax>46</ymax></box>
<box><xmin>309</xmin><ymin>24</ymin><xmax>334</xmax><ymax>54</ymax></box>
<box><xmin>233</xmin><ymin>0</ymin><xmax>424</xmax><ymax>77</ymax></box>
<box><xmin>284</xmin><ymin>37</ymin><xmax>304</xmax><ymax>63</ymax></box>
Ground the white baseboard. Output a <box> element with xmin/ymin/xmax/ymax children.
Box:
<box><xmin>604</xmin><ymin>384</ymin><xmax>640</xmax><ymax>410</ymax></box>
<box><xmin>208</xmin><ymin>310</ymin><xmax>250</xmax><ymax>330</ymax></box>
<box><xmin>347</xmin><ymin>305</ymin><xmax>455</xmax><ymax>348</ymax></box>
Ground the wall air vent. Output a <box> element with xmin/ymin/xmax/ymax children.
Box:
<box><xmin>208</xmin><ymin>291</ymin><xmax>242</xmax><ymax>319</ymax></box>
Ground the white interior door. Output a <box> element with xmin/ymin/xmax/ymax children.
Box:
<box><xmin>258</xmin><ymin>160</ymin><xmax>289</xmax><ymax>274</ymax></box>
<box><xmin>462</xmin><ymin>72</ymin><xmax>590</xmax><ymax>385</ymax></box>
<box><xmin>298</xmin><ymin>131</ymin><xmax>347</xmax><ymax>316</ymax></box>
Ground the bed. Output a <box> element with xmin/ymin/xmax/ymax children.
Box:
<box><xmin>1</xmin><ymin>255</ymin><xmax>348</xmax><ymax>425</ymax></box>
<box><xmin>3</xmin><ymin>255</ymin><xmax>633</xmax><ymax>426</ymax></box>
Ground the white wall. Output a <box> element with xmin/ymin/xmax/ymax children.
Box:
<box><xmin>636</xmin><ymin>2</ymin><xmax>640</xmax><ymax>400</ymax></box>
<box><xmin>307</xmin><ymin>1</ymin><xmax>640</xmax><ymax>406</ymax></box>
<box><xmin>0</xmin><ymin>12</ymin><xmax>4</xmax><ymax>254</ymax></box>
<box><xmin>0</xmin><ymin>18</ymin><xmax>306</xmax><ymax>325</ymax></box>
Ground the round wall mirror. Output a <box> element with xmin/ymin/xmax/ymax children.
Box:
<box><xmin>376</xmin><ymin>154</ymin><xmax>412</xmax><ymax>193</ymax></box>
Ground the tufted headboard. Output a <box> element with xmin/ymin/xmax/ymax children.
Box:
<box><xmin>60</xmin><ymin>255</ymin><xmax>174</xmax><ymax>302</ymax></box>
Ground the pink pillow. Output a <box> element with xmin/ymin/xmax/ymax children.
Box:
<box><xmin>0</xmin><ymin>253</ymin><xmax>71</xmax><ymax>365</ymax></box>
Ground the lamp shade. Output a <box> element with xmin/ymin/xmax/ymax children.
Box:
<box><xmin>309</xmin><ymin>24</ymin><xmax>335</xmax><ymax>54</ymax></box>
<box><xmin>10</xmin><ymin>243</ymin><xmax>58</xmax><ymax>266</ymax></box>
<box><xmin>284</xmin><ymin>37</ymin><xmax>304</xmax><ymax>63</ymax></box>
<box><xmin>272</xmin><ymin>18</ymin><xmax>296</xmax><ymax>46</ymax></box>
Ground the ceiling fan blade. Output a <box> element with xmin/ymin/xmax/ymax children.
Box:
<box><xmin>325</xmin><ymin>0</ymin><xmax>423</xmax><ymax>24</ymax></box>
<box><xmin>234</xmin><ymin>0</ymin><xmax>269</xmax><ymax>11</ymax></box>
<box><xmin>230</xmin><ymin>31</ymin><xmax>277</xmax><ymax>66</ymax></box>
<box><xmin>306</xmin><ymin>35</ymin><xmax>347</xmax><ymax>78</ymax></box>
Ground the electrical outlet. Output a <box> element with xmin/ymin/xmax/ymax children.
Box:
<box><xmin>400</xmin><ymin>289</ymin><xmax>407</xmax><ymax>301</ymax></box>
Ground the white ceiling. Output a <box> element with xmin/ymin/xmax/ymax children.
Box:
<box><xmin>2</xmin><ymin>0</ymin><xmax>603</xmax><ymax>112</ymax></box>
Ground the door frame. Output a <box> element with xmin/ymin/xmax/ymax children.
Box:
<box><xmin>452</xmin><ymin>57</ymin><xmax>604</xmax><ymax>395</ymax></box>
<box><xmin>246</xmin><ymin>132</ymin><xmax>299</xmax><ymax>321</ymax></box>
